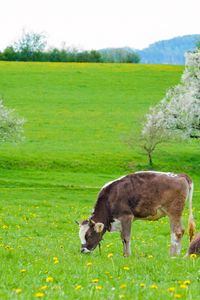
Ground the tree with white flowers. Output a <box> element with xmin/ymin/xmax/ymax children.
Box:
<box><xmin>141</xmin><ymin>47</ymin><xmax>200</xmax><ymax>165</ymax></box>
<box><xmin>0</xmin><ymin>100</ymin><xmax>25</xmax><ymax>144</ymax></box>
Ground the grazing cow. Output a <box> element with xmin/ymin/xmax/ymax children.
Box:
<box><xmin>78</xmin><ymin>171</ymin><xmax>195</xmax><ymax>256</ymax></box>
<box><xmin>187</xmin><ymin>232</ymin><xmax>200</xmax><ymax>256</ymax></box>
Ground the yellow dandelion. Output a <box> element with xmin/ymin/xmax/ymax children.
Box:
<box><xmin>86</xmin><ymin>262</ymin><xmax>92</xmax><ymax>267</ymax></box>
<box><xmin>183</xmin><ymin>280</ymin><xmax>191</xmax><ymax>285</ymax></box>
<box><xmin>120</xmin><ymin>284</ymin><xmax>127</xmax><ymax>289</ymax></box>
<box><xmin>190</xmin><ymin>254</ymin><xmax>197</xmax><ymax>259</ymax></box>
<box><xmin>123</xmin><ymin>266</ymin><xmax>129</xmax><ymax>271</ymax></box>
<box><xmin>2</xmin><ymin>224</ymin><xmax>9</xmax><ymax>229</ymax></box>
<box><xmin>38</xmin><ymin>286</ymin><xmax>48</xmax><ymax>291</ymax></box>
<box><xmin>20</xmin><ymin>269</ymin><xmax>27</xmax><ymax>273</ymax></box>
<box><xmin>15</xmin><ymin>288</ymin><xmax>22</xmax><ymax>294</ymax></box>
<box><xmin>150</xmin><ymin>284</ymin><xmax>158</xmax><ymax>289</ymax></box>
<box><xmin>96</xmin><ymin>285</ymin><xmax>103</xmax><ymax>290</ymax></box>
<box><xmin>167</xmin><ymin>287</ymin><xmax>175</xmax><ymax>293</ymax></box>
<box><xmin>140</xmin><ymin>283</ymin><xmax>145</xmax><ymax>288</ymax></box>
<box><xmin>180</xmin><ymin>284</ymin><xmax>188</xmax><ymax>289</ymax></box>
<box><xmin>92</xmin><ymin>279</ymin><xmax>99</xmax><ymax>283</ymax></box>
<box><xmin>16</xmin><ymin>225</ymin><xmax>21</xmax><ymax>229</ymax></box>
<box><xmin>46</xmin><ymin>276</ymin><xmax>54</xmax><ymax>283</ymax></box>
<box><xmin>174</xmin><ymin>294</ymin><xmax>182</xmax><ymax>299</ymax></box>
<box><xmin>75</xmin><ymin>285</ymin><xmax>82</xmax><ymax>290</ymax></box>
<box><xmin>107</xmin><ymin>253</ymin><xmax>113</xmax><ymax>258</ymax></box>
<box><xmin>35</xmin><ymin>292</ymin><xmax>45</xmax><ymax>298</ymax></box>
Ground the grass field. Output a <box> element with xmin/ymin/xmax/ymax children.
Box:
<box><xmin>0</xmin><ymin>62</ymin><xmax>199</xmax><ymax>299</ymax></box>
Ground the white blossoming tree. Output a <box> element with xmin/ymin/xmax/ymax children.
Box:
<box><xmin>142</xmin><ymin>47</ymin><xmax>200</xmax><ymax>165</ymax></box>
<box><xmin>0</xmin><ymin>100</ymin><xmax>25</xmax><ymax>144</ymax></box>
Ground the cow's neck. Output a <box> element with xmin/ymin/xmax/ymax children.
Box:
<box><xmin>91</xmin><ymin>195</ymin><xmax>111</xmax><ymax>230</ymax></box>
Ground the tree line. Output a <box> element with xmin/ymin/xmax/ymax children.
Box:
<box><xmin>0</xmin><ymin>31</ymin><xmax>140</xmax><ymax>63</ymax></box>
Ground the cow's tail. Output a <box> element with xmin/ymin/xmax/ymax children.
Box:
<box><xmin>187</xmin><ymin>181</ymin><xmax>195</xmax><ymax>242</ymax></box>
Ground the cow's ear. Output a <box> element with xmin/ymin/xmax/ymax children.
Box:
<box><xmin>94</xmin><ymin>222</ymin><xmax>104</xmax><ymax>233</ymax></box>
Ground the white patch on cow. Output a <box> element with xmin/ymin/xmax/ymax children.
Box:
<box><xmin>101</xmin><ymin>176</ymin><xmax>126</xmax><ymax>190</ymax></box>
<box><xmin>79</xmin><ymin>224</ymin><xmax>89</xmax><ymax>244</ymax></box>
<box><xmin>110</xmin><ymin>219</ymin><xmax>122</xmax><ymax>232</ymax></box>
<box><xmin>171</xmin><ymin>232</ymin><xmax>181</xmax><ymax>255</ymax></box>
<box><xmin>135</xmin><ymin>171</ymin><xmax>177</xmax><ymax>177</ymax></box>
<box><xmin>81</xmin><ymin>247</ymin><xmax>91</xmax><ymax>253</ymax></box>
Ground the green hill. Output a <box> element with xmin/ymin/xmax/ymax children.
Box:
<box><xmin>0</xmin><ymin>62</ymin><xmax>199</xmax><ymax>300</ymax></box>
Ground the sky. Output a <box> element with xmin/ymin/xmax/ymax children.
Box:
<box><xmin>0</xmin><ymin>0</ymin><xmax>200</xmax><ymax>51</ymax></box>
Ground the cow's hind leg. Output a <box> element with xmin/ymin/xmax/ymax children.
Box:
<box><xmin>120</xmin><ymin>215</ymin><xmax>133</xmax><ymax>257</ymax></box>
<box><xmin>170</xmin><ymin>217</ymin><xmax>184</xmax><ymax>256</ymax></box>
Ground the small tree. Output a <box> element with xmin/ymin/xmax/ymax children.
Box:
<box><xmin>0</xmin><ymin>100</ymin><xmax>25</xmax><ymax>144</ymax></box>
<box><xmin>141</xmin><ymin>47</ymin><xmax>200</xmax><ymax>165</ymax></box>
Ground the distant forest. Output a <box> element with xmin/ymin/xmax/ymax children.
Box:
<box><xmin>0</xmin><ymin>32</ymin><xmax>199</xmax><ymax>64</ymax></box>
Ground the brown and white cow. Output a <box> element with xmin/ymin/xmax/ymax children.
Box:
<box><xmin>78</xmin><ymin>171</ymin><xmax>195</xmax><ymax>256</ymax></box>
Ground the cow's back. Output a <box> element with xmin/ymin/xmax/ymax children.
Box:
<box><xmin>102</xmin><ymin>171</ymin><xmax>190</xmax><ymax>219</ymax></box>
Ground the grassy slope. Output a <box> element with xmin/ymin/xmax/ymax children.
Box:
<box><xmin>0</xmin><ymin>62</ymin><xmax>199</xmax><ymax>300</ymax></box>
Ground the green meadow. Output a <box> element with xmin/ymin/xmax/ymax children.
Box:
<box><xmin>0</xmin><ymin>62</ymin><xmax>199</xmax><ymax>300</ymax></box>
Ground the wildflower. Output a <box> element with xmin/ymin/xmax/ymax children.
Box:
<box><xmin>183</xmin><ymin>280</ymin><xmax>191</xmax><ymax>285</ymax></box>
<box><xmin>96</xmin><ymin>285</ymin><xmax>103</xmax><ymax>290</ymax></box>
<box><xmin>174</xmin><ymin>294</ymin><xmax>182</xmax><ymax>299</ymax></box>
<box><xmin>92</xmin><ymin>279</ymin><xmax>99</xmax><ymax>283</ymax></box>
<box><xmin>2</xmin><ymin>224</ymin><xmax>9</xmax><ymax>229</ymax></box>
<box><xmin>106</xmin><ymin>243</ymin><xmax>113</xmax><ymax>248</ymax></box>
<box><xmin>140</xmin><ymin>283</ymin><xmax>145</xmax><ymax>288</ymax></box>
<box><xmin>15</xmin><ymin>288</ymin><xmax>22</xmax><ymax>294</ymax></box>
<box><xmin>38</xmin><ymin>286</ymin><xmax>48</xmax><ymax>291</ymax></box>
<box><xmin>46</xmin><ymin>276</ymin><xmax>54</xmax><ymax>283</ymax></box>
<box><xmin>107</xmin><ymin>253</ymin><xmax>113</xmax><ymax>258</ymax></box>
<box><xmin>123</xmin><ymin>266</ymin><xmax>129</xmax><ymax>271</ymax></box>
<box><xmin>35</xmin><ymin>292</ymin><xmax>45</xmax><ymax>298</ymax></box>
<box><xmin>150</xmin><ymin>284</ymin><xmax>158</xmax><ymax>289</ymax></box>
<box><xmin>190</xmin><ymin>254</ymin><xmax>197</xmax><ymax>259</ymax></box>
<box><xmin>75</xmin><ymin>285</ymin><xmax>82</xmax><ymax>290</ymax></box>
<box><xmin>119</xmin><ymin>294</ymin><xmax>125</xmax><ymax>299</ymax></box>
<box><xmin>180</xmin><ymin>284</ymin><xmax>188</xmax><ymax>289</ymax></box>
<box><xmin>148</xmin><ymin>255</ymin><xmax>153</xmax><ymax>259</ymax></box>
<box><xmin>86</xmin><ymin>262</ymin><xmax>92</xmax><ymax>267</ymax></box>
<box><xmin>120</xmin><ymin>284</ymin><xmax>127</xmax><ymax>289</ymax></box>
<box><xmin>20</xmin><ymin>269</ymin><xmax>27</xmax><ymax>273</ymax></box>
<box><xmin>53</xmin><ymin>256</ymin><xmax>59</xmax><ymax>264</ymax></box>
<box><xmin>16</xmin><ymin>225</ymin><xmax>21</xmax><ymax>229</ymax></box>
<box><xmin>167</xmin><ymin>287</ymin><xmax>175</xmax><ymax>293</ymax></box>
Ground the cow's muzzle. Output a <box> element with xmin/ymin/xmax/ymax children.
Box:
<box><xmin>81</xmin><ymin>247</ymin><xmax>91</xmax><ymax>254</ymax></box>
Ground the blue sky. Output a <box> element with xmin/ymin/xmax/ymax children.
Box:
<box><xmin>0</xmin><ymin>0</ymin><xmax>199</xmax><ymax>50</ymax></box>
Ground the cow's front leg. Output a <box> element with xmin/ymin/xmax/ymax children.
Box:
<box><xmin>170</xmin><ymin>217</ymin><xmax>184</xmax><ymax>256</ymax></box>
<box><xmin>120</xmin><ymin>215</ymin><xmax>133</xmax><ymax>257</ymax></box>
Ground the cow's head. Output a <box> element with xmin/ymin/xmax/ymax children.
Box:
<box><xmin>78</xmin><ymin>219</ymin><xmax>105</xmax><ymax>253</ymax></box>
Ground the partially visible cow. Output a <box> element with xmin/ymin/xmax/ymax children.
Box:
<box><xmin>78</xmin><ymin>171</ymin><xmax>195</xmax><ymax>256</ymax></box>
<box><xmin>187</xmin><ymin>232</ymin><xmax>200</xmax><ymax>256</ymax></box>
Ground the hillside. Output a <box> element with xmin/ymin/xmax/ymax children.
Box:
<box><xmin>139</xmin><ymin>35</ymin><xmax>200</xmax><ymax>64</ymax></box>
<box><xmin>0</xmin><ymin>62</ymin><xmax>200</xmax><ymax>299</ymax></box>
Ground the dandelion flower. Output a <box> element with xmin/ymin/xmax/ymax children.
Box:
<box><xmin>150</xmin><ymin>284</ymin><xmax>158</xmax><ymax>289</ymax></box>
<box><xmin>183</xmin><ymin>280</ymin><xmax>191</xmax><ymax>285</ymax></box>
<box><xmin>190</xmin><ymin>254</ymin><xmax>197</xmax><ymax>259</ymax></box>
<box><xmin>167</xmin><ymin>287</ymin><xmax>175</xmax><ymax>293</ymax></box>
<box><xmin>96</xmin><ymin>285</ymin><xmax>102</xmax><ymax>290</ymax></box>
<box><xmin>35</xmin><ymin>292</ymin><xmax>45</xmax><ymax>298</ymax></box>
<box><xmin>174</xmin><ymin>294</ymin><xmax>182</xmax><ymax>299</ymax></box>
<box><xmin>123</xmin><ymin>266</ymin><xmax>129</xmax><ymax>271</ymax></box>
<box><xmin>2</xmin><ymin>224</ymin><xmax>9</xmax><ymax>229</ymax></box>
<box><xmin>140</xmin><ymin>283</ymin><xmax>145</xmax><ymax>288</ymax></box>
<box><xmin>120</xmin><ymin>284</ymin><xmax>127</xmax><ymax>289</ymax></box>
<box><xmin>86</xmin><ymin>262</ymin><xmax>92</xmax><ymax>267</ymax></box>
<box><xmin>180</xmin><ymin>284</ymin><xmax>188</xmax><ymax>289</ymax></box>
<box><xmin>38</xmin><ymin>286</ymin><xmax>48</xmax><ymax>291</ymax></box>
<box><xmin>20</xmin><ymin>269</ymin><xmax>27</xmax><ymax>273</ymax></box>
<box><xmin>107</xmin><ymin>253</ymin><xmax>113</xmax><ymax>258</ymax></box>
<box><xmin>15</xmin><ymin>288</ymin><xmax>22</xmax><ymax>294</ymax></box>
<box><xmin>75</xmin><ymin>285</ymin><xmax>82</xmax><ymax>290</ymax></box>
<box><xmin>92</xmin><ymin>279</ymin><xmax>99</xmax><ymax>283</ymax></box>
<box><xmin>46</xmin><ymin>276</ymin><xmax>54</xmax><ymax>283</ymax></box>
